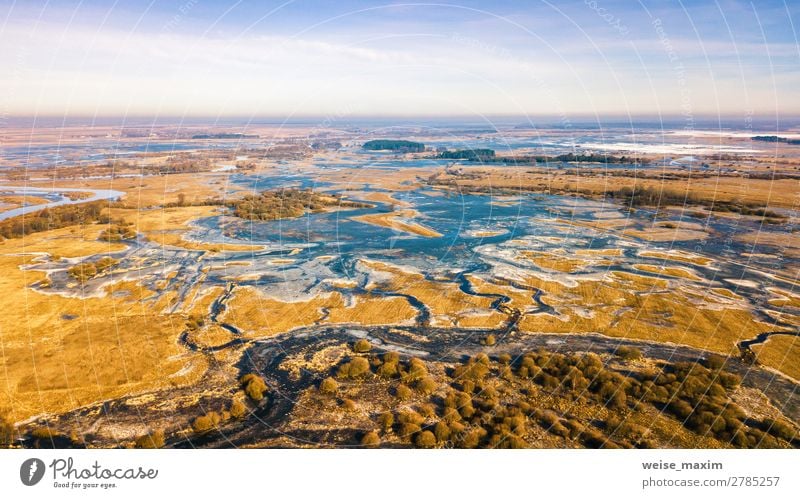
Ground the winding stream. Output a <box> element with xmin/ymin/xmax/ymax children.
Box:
<box><xmin>0</xmin><ymin>186</ymin><xmax>123</xmax><ymax>221</ymax></box>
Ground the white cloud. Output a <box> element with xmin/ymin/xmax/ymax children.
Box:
<box><xmin>0</xmin><ymin>20</ymin><xmax>795</xmax><ymax>117</ymax></box>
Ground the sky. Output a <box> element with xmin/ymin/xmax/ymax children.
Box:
<box><xmin>0</xmin><ymin>0</ymin><xmax>798</xmax><ymax>119</ymax></box>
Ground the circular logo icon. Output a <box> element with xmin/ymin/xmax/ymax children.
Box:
<box><xmin>20</xmin><ymin>458</ymin><xmax>45</xmax><ymax>486</ymax></box>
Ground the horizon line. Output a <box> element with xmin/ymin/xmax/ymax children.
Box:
<box><xmin>4</xmin><ymin>113</ymin><xmax>799</xmax><ymax>123</ymax></box>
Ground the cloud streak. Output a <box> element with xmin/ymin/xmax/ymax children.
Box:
<box><xmin>0</xmin><ymin>1</ymin><xmax>797</xmax><ymax>117</ymax></box>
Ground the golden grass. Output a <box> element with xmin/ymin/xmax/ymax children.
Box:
<box><xmin>633</xmin><ymin>264</ymin><xmax>703</xmax><ymax>282</ymax></box>
<box><xmin>711</xmin><ymin>288</ymin><xmax>741</xmax><ymax>300</ymax></box>
<box><xmin>559</xmin><ymin>218</ymin><xmax>635</xmax><ymax>232</ymax></box>
<box><xmin>736</xmin><ymin>231</ymin><xmax>800</xmax><ymax>258</ymax></box>
<box><xmin>359</xmin><ymin>191</ymin><xmax>413</xmax><ymax>208</ymax></box>
<box><xmin>751</xmin><ymin>335</ymin><xmax>800</xmax><ymax>381</ymax></box>
<box><xmin>622</xmin><ymin>227</ymin><xmax>709</xmax><ymax>242</ymax></box>
<box><xmin>470</xmin><ymin>230</ymin><xmax>507</xmax><ymax>237</ymax></box>
<box><xmin>363</xmin><ymin>260</ymin><xmax>495</xmax><ymax>326</ymax></box>
<box><xmin>305</xmin><ymin>162</ymin><xmax>430</xmax><ymax>193</ymax></box>
<box><xmin>455</xmin><ymin>311</ymin><xmax>508</xmax><ymax>329</ymax></box>
<box><xmin>466</xmin><ymin>276</ymin><xmax>537</xmax><ymax>309</ymax></box>
<box><xmin>765</xmin><ymin>311</ymin><xmax>800</xmax><ymax>328</ymax></box>
<box><xmin>468</xmin><ymin>267</ymin><xmax>779</xmax><ymax>358</ymax></box>
<box><xmin>517</xmin><ymin>272</ymin><xmax>776</xmax><ymax>355</ymax></box>
<box><xmin>575</xmin><ymin>248</ymin><xmax>623</xmax><ymax>257</ymax></box>
<box><xmin>325</xmin><ymin>279</ymin><xmax>359</xmax><ymax>289</ymax></box>
<box><xmin>326</xmin><ymin>295</ymin><xmax>418</xmax><ymax>325</ymax></box>
<box><xmin>767</xmin><ymin>288</ymin><xmax>800</xmax><ymax>308</ymax></box>
<box><xmin>0</xmin><ymin>223</ymin><xmax>127</xmax><ymax>258</ymax></box>
<box><xmin>0</xmin><ymin>195</ymin><xmax>51</xmax><ymax>213</ymax></box>
<box><xmin>0</xmin><ymin>221</ymin><xmax>225</xmax><ymax>421</ymax></box>
<box><xmin>638</xmin><ymin>250</ymin><xmax>713</xmax><ymax>266</ymax></box>
<box><xmin>0</xmin><ymin>254</ymin><xmax>204</xmax><ymax>421</ymax></box>
<box><xmin>46</xmin><ymin>173</ymin><xmax>228</xmax><ymax>208</ymax></box>
<box><xmin>519</xmin><ymin>250</ymin><xmax>597</xmax><ymax>273</ymax></box>
<box><xmin>186</xmin><ymin>324</ymin><xmax>237</xmax><ymax>349</ymax></box>
<box><xmin>279</xmin><ymin>344</ymin><xmax>350</xmax><ymax>380</ymax></box>
<box><xmin>184</xmin><ymin>286</ymin><xmax>225</xmax><ymax>316</ymax></box>
<box><xmin>352</xmin><ymin>209</ymin><xmax>442</xmax><ymax>238</ymax></box>
<box><xmin>444</xmin><ymin>166</ymin><xmax>800</xmax><ymax>208</ymax></box>
<box><xmin>108</xmin><ymin>206</ymin><xmax>261</xmax><ymax>252</ymax></box>
<box><xmin>610</xmin><ymin>271</ymin><xmax>669</xmax><ymax>290</ymax></box>
<box><xmin>219</xmin><ymin>286</ymin><xmax>343</xmax><ymax>336</ymax></box>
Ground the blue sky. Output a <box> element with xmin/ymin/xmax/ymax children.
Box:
<box><xmin>1</xmin><ymin>0</ymin><xmax>798</xmax><ymax>117</ymax></box>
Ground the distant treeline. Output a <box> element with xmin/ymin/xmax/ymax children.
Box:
<box><xmin>0</xmin><ymin>201</ymin><xmax>109</xmax><ymax>239</ymax></box>
<box><xmin>436</xmin><ymin>149</ymin><xmax>648</xmax><ymax>165</ymax></box>
<box><xmin>363</xmin><ymin>140</ymin><xmax>425</xmax><ymax>153</ymax></box>
<box><xmin>426</xmin><ymin>177</ymin><xmax>785</xmax><ymax>222</ymax></box>
<box><xmin>607</xmin><ymin>186</ymin><xmax>786</xmax><ymax>220</ymax></box>
<box><xmin>192</xmin><ymin>133</ymin><xmax>259</xmax><ymax>139</ymax></box>
<box><xmin>438</xmin><ymin>149</ymin><xmax>496</xmax><ymax>161</ymax></box>
<box><xmin>751</xmin><ymin>136</ymin><xmax>800</xmax><ymax>145</ymax></box>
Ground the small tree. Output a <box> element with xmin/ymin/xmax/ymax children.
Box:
<box><xmin>377</xmin><ymin>361</ymin><xmax>398</xmax><ymax>378</ymax></box>
<box><xmin>459</xmin><ymin>403</ymin><xmax>475</xmax><ymax>420</ymax></box>
<box><xmin>320</xmin><ymin>377</ymin><xmax>339</xmax><ymax>395</ymax></box>
<box><xmin>229</xmin><ymin>398</ymin><xmax>248</xmax><ymax>418</ymax></box>
<box><xmin>0</xmin><ymin>414</ymin><xmax>15</xmax><ymax>447</ymax></box>
<box><xmin>419</xmin><ymin>403</ymin><xmax>437</xmax><ymax>418</ymax></box>
<box><xmin>449</xmin><ymin>420</ymin><xmax>466</xmax><ymax>433</ymax></box>
<box><xmin>378</xmin><ymin>412</ymin><xmax>394</xmax><ymax>432</ymax></box>
<box><xmin>459</xmin><ymin>429</ymin><xmax>482</xmax><ymax>449</ymax></box>
<box><xmin>505</xmin><ymin>435</ymin><xmax>527</xmax><ymax>449</ymax></box>
<box><xmin>395</xmin><ymin>384</ymin><xmax>412</xmax><ymax>400</ymax></box>
<box><xmin>537</xmin><ymin>409</ymin><xmax>560</xmax><ymax>428</ymax></box>
<box><xmin>764</xmin><ymin>419</ymin><xmax>796</xmax><ymax>441</ymax></box>
<box><xmin>397</xmin><ymin>410</ymin><xmax>424</xmax><ymax>426</ymax></box>
<box><xmin>361</xmin><ymin>431</ymin><xmax>381</xmax><ymax>448</ymax></box>
<box><xmin>240</xmin><ymin>374</ymin><xmax>268</xmax><ymax>401</ymax></box>
<box><xmin>415</xmin><ymin>430</ymin><xmax>437</xmax><ymax>448</ymax></box>
<box><xmin>399</xmin><ymin>423</ymin><xmax>422</xmax><ymax>439</ymax></box>
<box><xmin>406</xmin><ymin>358</ymin><xmax>428</xmax><ymax>382</ymax></box>
<box><xmin>616</xmin><ymin>346</ymin><xmax>642</xmax><ymax>361</ymax></box>
<box><xmin>338</xmin><ymin>357</ymin><xmax>371</xmax><ymax>379</ymax></box>
<box><xmin>135</xmin><ymin>430</ymin><xmax>165</xmax><ymax>449</ymax></box>
<box><xmin>353</xmin><ymin>339</ymin><xmax>372</xmax><ymax>353</ymax></box>
<box><xmin>549</xmin><ymin>422</ymin><xmax>570</xmax><ymax>438</ymax></box>
<box><xmin>442</xmin><ymin>407</ymin><xmax>461</xmax><ymax>424</ymax></box>
<box><xmin>192</xmin><ymin>412</ymin><xmax>221</xmax><ymax>433</ymax></box>
<box><xmin>416</xmin><ymin>376</ymin><xmax>437</xmax><ymax>395</ymax></box>
<box><xmin>434</xmin><ymin>421</ymin><xmax>451</xmax><ymax>442</ymax></box>
<box><xmin>483</xmin><ymin>334</ymin><xmax>496</xmax><ymax>346</ymax></box>
<box><xmin>703</xmin><ymin>355</ymin><xmax>727</xmax><ymax>370</ymax></box>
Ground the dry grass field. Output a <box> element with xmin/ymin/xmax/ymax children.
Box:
<box><xmin>752</xmin><ymin>335</ymin><xmax>800</xmax><ymax>381</ymax></box>
<box><xmin>0</xmin><ymin>227</ymin><xmax>205</xmax><ymax>422</ymax></box>
<box><xmin>352</xmin><ymin>209</ymin><xmax>442</xmax><ymax>238</ymax></box>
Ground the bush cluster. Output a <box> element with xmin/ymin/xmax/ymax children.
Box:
<box><xmin>67</xmin><ymin>257</ymin><xmax>119</xmax><ymax>283</ymax></box>
<box><xmin>326</xmin><ymin>345</ymin><xmax>799</xmax><ymax>449</ymax></box>
<box><xmin>353</xmin><ymin>339</ymin><xmax>372</xmax><ymax>353</ymax></box>
<box><xmin>99</xmin><ymin>223</ymin><xmax>136</xmax><ymax>242</ymax></box>
<box><xmin>135</xmin><ymin>430</ymin><xmax>165</xmax><ymax>449</ymax></box>
<box><xmin>240</xmin><ymin>373</ymin><xmax>268</xmax><ymax>401</ymax></box>
<box><xmin>337</xmin><ymin>357</ymin><xmax>371</xmax><ymax>379</ymax></box>
<box><xmin>191</xmin><ymin>412</ymin><xmax>222</xmax><ymax>433</ymax></box>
